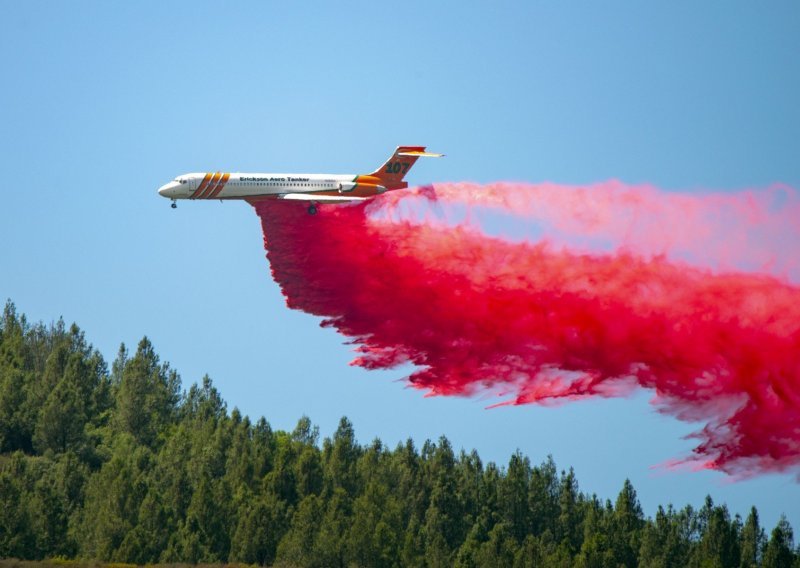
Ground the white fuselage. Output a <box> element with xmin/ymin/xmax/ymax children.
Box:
<box><xmin>158</xmin><ymin>172</ymin><xmax>368</xmax><ymax>201</ymax></box>
<box><xmin>157</xmin><ymin>146</ymin><xmax>442</xmax><ymax>208</ymax></box>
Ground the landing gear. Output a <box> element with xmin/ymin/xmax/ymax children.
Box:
<box><xmin>170</xmin><ymin>200</ymin><xmax>177</xmax><ymax>209</ymax></box>
<box><xmin>307</xmin><ymin>204</ymin><xmax>318</xmax><ymax>215</ymax></box>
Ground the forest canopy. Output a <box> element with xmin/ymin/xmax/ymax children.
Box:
<box><xmin>0</xmin><ymin>301</ymin><xmax>797</xmax><ymax>567</ymax></box>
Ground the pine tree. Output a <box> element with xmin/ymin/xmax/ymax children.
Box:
<box><xmin>609</xmin><ymin>479</ymin><xmax>644</xmax><ymax>567</ymax></box>
<box><xmin>0</xmin><ymin>453</ymin><xmax>36</xmax><ymax>558</ymax></box>
<box><xmin>424</xmin><ymin>436</ymin><xmax>464</xmax><ymax>557</ymax></box>
<box><xmin>347</xmin><ymin>480</ymin><xmax>402</xmax><ymax>568</ymax></box>
<box><xmin>691</xmin><ymin>500</ymin><xmax>741</xmax><ymax>568</ymax></box>
<box><xmin>763</xmin><ymin>515</ymin><xmax>795</xmax><ymax>568</ymax></box>
<box><xmin>740</xmin><ymin>506</ymin><xmax>765</xmax><ymax>568</ymax></box>
<box><xmin>323</xmin><ymin>416</ymin><xmax>360</xmax><ymax>498</ymax></box>
<box><xmin>77</xmin><ymin>436</ymin><xmax>152</xmax><ymax>560</ymax></box>
<box><xmin>229</xmin><ymin>492</ymin><xmax>288</xmax><ymax>565</ymax></box>
<box><xmin>33</xmin><ymin>358</ymin><xmax>87</xmax><ymax>454</ymax></box>
<box><xmin>475</xmin><ymin>521</ymin><xmax>517</xmax><ymax>567</ymax></box>
<box><xmin>114</xmin><ymin>337</ymin><xmax>179</xmax><ymax>448</ymax></box>
<box><xmin>315</xmin><ymin>487</ymin><xmax>351</xmax><ymax>567</ymax></box>
<box><xmin>529</xmin><ymin>455</ymin><xmax>559</xmax><ymax>538</ymax></box>
<box><xmin>275</xmin><ymin>494</ymin><xmax>324</xmax><ymax>567</ymax></box>
<box><xmin>502</xmin><ymin>450</ymin><xmax>532</xmax><ymax>543</ymax></box>
<box><xmin>4</xmin><ymin>304</ymin><xmax>799</xmax><ymax>567</ymax></box>
<box><xmin>557</xmin><ymin>467</ymin><xmax>582</xmax><ymax>553</ymax></box>
<box><xmin>0</xmin><ymin>302</ymin><xmax>34</xmax><ymax>452</ymax></box>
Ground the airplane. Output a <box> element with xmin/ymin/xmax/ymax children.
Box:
<box><xmin>157</xmin><ymin>146</ymin><xmax>443</xmax><ymax>214</ymax></box>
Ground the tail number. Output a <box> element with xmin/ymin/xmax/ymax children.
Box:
<box><xmin>385</xmin><ymin>162</ymin><xmax>410</xmax><ymax>174</ymax></box>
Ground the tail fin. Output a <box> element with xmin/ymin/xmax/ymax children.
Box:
<box><xmin>365</xmin><ymin>146</ymin><xmax>443</xmax><ymax>190</ymax></box>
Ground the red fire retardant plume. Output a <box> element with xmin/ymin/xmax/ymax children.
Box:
<box><xmin>253</xmin><ymin>182</ymin><xmax>800</xmax><ymax>476</ymax></box>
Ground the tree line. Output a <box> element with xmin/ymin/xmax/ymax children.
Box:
<box><xmin>0</xmin><ymin>301</ymin><xmax>797</xmax><ymax>567</ymax></box>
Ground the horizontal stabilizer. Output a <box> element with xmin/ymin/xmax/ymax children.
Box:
<box><xmin>397</xmin><ymin>151</ymin><xmax>444</xmax><ymax>158</ymax></box>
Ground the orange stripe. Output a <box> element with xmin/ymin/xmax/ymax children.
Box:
<box><xmin>208</xmin><ymin>172</ymin><xmax>230</xmax><ymax>199</ymax></box>
<box><xmin>199</xmin><ymin>172</ymin><xmax>223</xmax><ymax>199</ymax></box>
<box><xmin>355</xmin><ymin>175</ymin><xmax>381</xmax><ymax>184</ymax></box>
<box><xmin>203</xmin><ymin>172</ymin><xmax>224</xmax><ymax>198</ymax></box>
<box><xmin>191</xmin><ymin>173</ymin><xmax>213</xmax><ymax>199</ymax></box>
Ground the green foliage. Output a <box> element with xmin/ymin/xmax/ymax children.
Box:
<box><xmin>0</xmin><ymin>453</ymin><xmax>36</xmax><ymax>558</ymax></box>
<box><xmin>0</xmin><ymin>301</ymin><xmax>797</xmax><ymax>567</ymax></box>
<box><xmin>113</xmin><ymin>338</ymin><xmax>180</xmax><ymax>448</ymax></box>
<box><xmin>762</xmin><ymin>515</ymin><xmax>794</xmax><ymax>568</ymax></box>
<box><xmin>740</xmin><ymin>506</ymin><xmax>766</xmax><ymax>568</ymax></box>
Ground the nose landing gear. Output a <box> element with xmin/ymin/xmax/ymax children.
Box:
<box><xmin>308</xmin><ymin>204</ymin><xmax>318</xmax><ymax>215</ymax></box>
<box><xmin>171</xmin><ymin>200</ymin><xmax>177</xmax><ymax>209</ymax></box>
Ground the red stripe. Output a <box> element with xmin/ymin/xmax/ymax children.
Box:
<box><xmin>208</xmin><ymin>173</ymin><xmax>230</xmax><ymax>199</ymax></box>
<box><xmin>191</xmin><ymin>173</ymin><xmax>213</xmax><ymax>199</ymax></box>
<box><xmin>199</xmin><ymin>172</ymin><xmax>223</xmax><ymax>199</ymax></box>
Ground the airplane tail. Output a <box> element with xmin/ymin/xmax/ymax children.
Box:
<box><xmin>364</xmin><ymin>146</ymin><xmax>443</xmax><ymax>190</ymax></box>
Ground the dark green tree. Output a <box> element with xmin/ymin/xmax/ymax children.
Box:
<box><xmin>423</xmin><ymin>436</ymin><xmax>465</xmax><ymax>561</ymax></box>
<box><xmin>347</xmin><ymin>480</ymin><xmax>402</xmax><ymax>568</ymax></box>
<box><xmin>691</xmin><ymin>498</ymin><xmax>741</xmax><ymax>568</ymax></box>
<box><xmin>575</xmin><ymin>496</ymin><xmax>613</xmax><ymax>568</ymax></box>
<box><xmin>323</xmin><ymin>416</ymin><xmax>360</xmax><ymax>499</ymax></box>
<box><xmin>608</xmin><ymin>479</ymin><xmax>645</xmax><ymax>567</ymax></box>
<box><xmin>0</xmin><ymin>302</ymin><xmax>34</xmax><ymax>453</ymax></box>
<box><xmin>276</xmin><ymin>494</ymin><xmax>324</xmax><ymax>567</ymax></box>
<box><xmin>475</xmin><ymin>521</ymin><xmax>518</xmax><ymax>567</ymax></box>
<box><xmin>514</xmin><ymin>534</ymin><xmax>546</xmax><ymax>568</ymax></box>
<box><xmin>114</xmin><ymin>337</ymin><xmax>180</xmax><ymax>448</ymax></box>
<box><xmin>739</xmin><ymin>506</ymin><xmax>765</xmax><ymax>568</ymax></box>
<box><xmin>33</xmin><ymin>356</ymin><xmax>87</xmax><ymax>454</ymax></box>
<box><xmin>0</xmin><ymin>453</ymin><xmax>36</xmax><ymax>557</ymax></box>
<box><xmin>4</xmin><ymin>303</ymin><xmax>798</xmax><ymax>568</ymax></box>
<box><xmin>315</xmin><ymin>487</ymin><xmax>352</xmax><ymax>568</ymax></box>
<box><xmin>502</xmin><ymin>451</ymin><xmax>532</xmax><ymax>543</ymax></box>
<box><xmin>454</xmin><ymin>515</ymin><xmax>488</xmax><ymax>568</ymax></box>
<box><xmin>639</xmin><ymin>504</ymin><xmax>692</xmax><ymax>568</ymax></box>
<box><xmin>763</xmin><ymin>515</ymin><xmax>794</xmax><ymax>568</ymax></box>
<box><xmin>529</xmin><ymin>455</ymin><xmax>559</xmax><ymax>538</ymax></box>
<box><xmin>456</xmin><ymin>448</ymin><xmax>484</xmax><ymax>531</ymax></box>
<box><xmin>76</xmin><ymin>436</ymin><xmax>152</xmax><ymax>560</ymax></box>
<box><xmin>229</xmin><ymin>492</ymin><xmax>288</xmax><ymax>565</ymax></box>
<box><xmin>557</xmin><ymin>467</ymin><xmax>582</xmax><ymax>554</ymax></box>
<box><xmin>24</xmin><ymin>451</ymin><xmax>87</xmax><ymax>558</ymax></box>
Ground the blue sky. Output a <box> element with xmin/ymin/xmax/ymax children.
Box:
<box><xmin>2</xmin><ymin>1</ymin><xmax>799</xmax><ymax>531</ymax></box>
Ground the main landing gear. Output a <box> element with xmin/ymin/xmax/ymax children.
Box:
<box><xmin>307</xmin><ymin>203</ymin><xmax>318</xmax><ymax>215</ymax></box>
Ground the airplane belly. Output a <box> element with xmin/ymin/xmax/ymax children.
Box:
<box><xmin>216</xmin><ymin>180</ymin><xmax>284</xmax><ymax>199</ymax></box>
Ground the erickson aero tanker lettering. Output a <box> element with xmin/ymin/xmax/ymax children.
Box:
<box><xmin>158</xmin><ymin>146</ymin><xmax>443</xmax><ymax>214</ymax></box>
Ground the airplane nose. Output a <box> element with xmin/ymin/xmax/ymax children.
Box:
<box><xmin>158</xmin><ymin>181</ymin><xmax>181</xmax><ymax>197</ymax></box>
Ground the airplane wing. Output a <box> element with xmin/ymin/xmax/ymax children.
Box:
<box><xmin>279</xmin><ymin>193</ymin><xmax>367</xmax><ymax>202</ymax></box>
